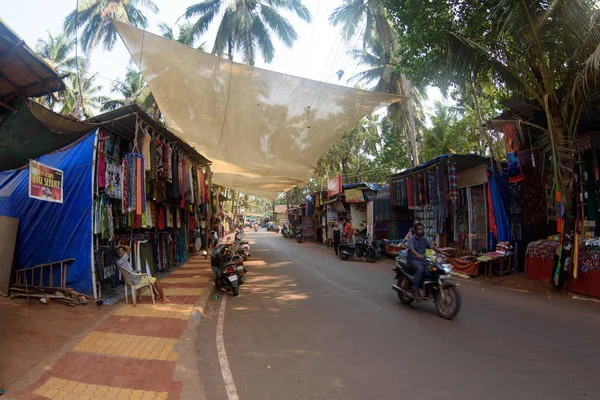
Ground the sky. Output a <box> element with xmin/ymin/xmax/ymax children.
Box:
<box><xmin>2</xmin><ymin>0</ymin><xmax>445</xmax><ymax>112</ymax></box>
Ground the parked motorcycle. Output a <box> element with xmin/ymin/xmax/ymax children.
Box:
<box><xmin>339</xmin><ymin>237</ymin><xmax>377</xmax><ymax>262</ymax></box>
<box><xmin>211</xmin><ymin>244</ymin><xmax>248</xmax><ymax>296</ymax></box>
<box><xmin>296</xmin><ymin>227</ymin><xmax>303</xmax><ymax>243</ymax></box>
<box><xmin>392</xmin><ymin>252</ymin><xmax>461</xmax><ymax>320</ymax></box>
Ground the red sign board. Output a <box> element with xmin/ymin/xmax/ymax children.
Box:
<box><xmin>327</xmin><ymin>175</ymin><xmax>342</xmax><ymax>198</ymax></box>
<box><xmin>29</xmin><ymin>160</ymin><xmax>63</xmax><ymax>203</ymax></box>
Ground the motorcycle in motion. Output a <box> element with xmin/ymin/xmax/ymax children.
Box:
<box><xmin>338</xmin><ymin>237</ymin><xmax>378</xmax><ymax>262</ymax></box>
<box><xmin>392</xmin><ymin>252</ymin><xmax>461</xmax><ymax>320</ymax></box>
<box><xmin>211</xmin><ymin>243</ymin><xmax>248</xmax><ymax>296</ymax></box>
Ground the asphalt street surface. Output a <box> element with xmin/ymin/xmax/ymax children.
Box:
<box><xmin>196</xmin><ymin>230</ymin><xmax>600</xmax><ymax>400</ymax></box>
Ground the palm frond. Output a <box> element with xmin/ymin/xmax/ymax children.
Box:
<box><xmin>158</xmin><ymin>22</ymin><xmax>175</xmax><ymax>40</ymax></box>
<box><xmin>260</xmin><ymin>5</ymin><xmax>297</xmax><ymax>47</ymax></box>
<box><xmin>212</xmin><ymin>9</ymin><xmax>235</xmax><ymax>57</ymax></box>
<box><xmin>252</xmin><ymin>17</ymin><xmax>275</xmax><ymax>64</ymax></box>
<box><xmin>329</xmin><ymin>1</ymin><xmax>367</xmax><ymax>41</ymax></box>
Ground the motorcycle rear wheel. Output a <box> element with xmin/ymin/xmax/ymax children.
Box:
<box><xmin>232</xmin><ymin>286</ymin><xmax>240</xmax><ymax>296</ymax></box>
<box><xmin>397</xmin><ymin>277</ymin><xmax>414</xmax><ymax>304</ymax></box>
<box><xmin>435</xmin><ymin>286</ymin><xmax>461</xmax><ymax>320</ymax></box>
<box><xmin>339</xmin><ymin>251</ymin><xmax>350</xmax><ymax>261</ymax></box>
<box><xmin>365</xmin><ymin>248</ymin><xmax>377</xmax><ymax>263</ymax></box>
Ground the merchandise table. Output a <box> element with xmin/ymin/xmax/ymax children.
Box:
<box><xmin>524</xmin><ymin>240</ymin><xmax>559</xmax><ymax>283</ymax></box>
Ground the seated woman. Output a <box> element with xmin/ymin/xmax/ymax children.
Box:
<box><xmin>116</xmin><ymin>245</ymin><xmax>171</xmax><ymax>303</ymax></box>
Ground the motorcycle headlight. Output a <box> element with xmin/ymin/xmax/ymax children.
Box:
<box><xmin>442</xmin><ymin>263</ymin><xmax>452</xmax><ymax>274</ymax></box>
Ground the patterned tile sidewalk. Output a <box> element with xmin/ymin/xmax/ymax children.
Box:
<box><xmin>13</xmin><ymin>256</ymin><xmax>214</xmax><ymax>400</ymax></box>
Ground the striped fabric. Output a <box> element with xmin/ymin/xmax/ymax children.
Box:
<box><xmin>448</xmin><ymin>161</ymin><xmax>458</xmax><ymax>201</ymax></box>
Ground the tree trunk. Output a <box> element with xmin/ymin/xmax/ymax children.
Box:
<box><xmin>403</xmin><ymin>76</ymin><xmax>420</xmax><ymax>166</ymax></box>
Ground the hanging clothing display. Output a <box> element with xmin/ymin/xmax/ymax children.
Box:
<box><xmin>142</xmin><ymin>130</ymin><xmax>152</xmax><ymax>171</ymax></box>
<box><xmin>448</xmin><ymin>161</ymin><xmax>458</xmax><ymax>201</ymax></box>
<box><xmin>503</xmin><ymin>123</ymin><xmax>524</xmax><ymax>183</ymax></box>
<box><xmin>122</xmin><ymin>153</ymin><xmax>146</xmax><ymax>215</ymax></box>
<box><xmin>105</xmin><ymin>160</ymin><xmax>122</xmax><ymax>199</ymax></box>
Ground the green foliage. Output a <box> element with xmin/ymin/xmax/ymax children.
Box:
<box><xmin>64</xmin><ymin>0</ymin><xmax>159</xmax><ymax>53</ymax></box>
<box><xmin>36</xmin><ymin>33</ymin><xmax>78</xmax><ymax>75</ymax></box>
<box><xmin>181</xmin><ymin>0</ymin><xmax>311</xmax><ymax>65</ymax></box>
<box><xmin>158</xmin><ymin>21</ymin><xmax>206</xmax><ymax>50</ymax></box>
<box><xmin>101</xmin><ymin>67</ymin><xmax>156</xmax><ymax>115</ymax></box>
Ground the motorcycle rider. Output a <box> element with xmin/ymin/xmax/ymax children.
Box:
<box><xmin>406</xmin><ymin>223</ymin><xmax>447</xmax><ymax>295</ymax></box>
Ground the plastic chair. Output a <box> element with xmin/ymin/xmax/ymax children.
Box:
<box><xmin>118</xmin><ymin>267</ymin><xmax>155</xmax><ymax>306</ymax></box>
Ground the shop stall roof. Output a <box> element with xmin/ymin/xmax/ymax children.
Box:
<box><xmin>389</xmin><ymin>154</ymin><xmax>488</xmax><ymax>180</ymax></box>
<box><xmin>86</xmin><ymin>104</ymin><xmax>211</xmax><ymax>166</ymax></box>
<box><xmin>0</xmin><ymin>18</ymin><xmax>64</xmax><ymax>107</ymax></box>
<box><xmin>0</xmin><ymin>100</ymin><xmax>95</xmax><ymax>171</ymax></box>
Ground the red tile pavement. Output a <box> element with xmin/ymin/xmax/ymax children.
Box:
<box><xmin>95</xmin><ymin>315</ymin><xmax>189</xmax><ymax>338</ymax></box>
<box><xmin>40</xmin><ymin>352</ymin><xmax>177</xmax><ymax>392</ymax></box>
<box><xmin>161</xmin><ymin>282</ymin><xmax>208</xmax><ymax>288</ymax></box>
<box><xmin>168</xmin><ymin>272</ymin><xmax>214</xmax><ymax>278</ymax></box>
<box><xmin>135</xmin><ymin>295</ymin><xmax>200</xmax><ymax>305</ymax></box>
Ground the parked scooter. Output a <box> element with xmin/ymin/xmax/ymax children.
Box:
<box><xmin>211</xmin><ymin>243</ymin><xmax>248</xmax><ymax>296</ymax></box>
<box><xmin>339</xmin><ymin>237</ymin><xmax>377</xmax><ymax>262</ymax></box>
<box><xmin>234</xmin><ymin>230</ymin><xmax>251</xmax><ymax>261</ymax></box>
<box><xmin>392</xmin><ymin>252</ymin><xmax>461</xmax><ymax>320</ymax></box>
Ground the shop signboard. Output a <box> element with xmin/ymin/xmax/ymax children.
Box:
<box><xmin>29</xmin><ymin>160</ymin><xmax>63</xmax><ymax>203</ymax></box>
<box><xmin>344</xmin><ymin>188</ymin><xmax>365</xmax><ymax>203</ymax></box>
<box><xmin>327</xmin><ymin>205</ymin><xmax>337</xmax><ymax>223</ymax></box>
<box><xmin>327</xmin><ymin>175</ymin><xmax>342</xmax><ymax>198</ymax></box>
<box><xmin>367</xmin><ymin>201</ymin><xmax>374</xmax><ymax>238</ymax></box>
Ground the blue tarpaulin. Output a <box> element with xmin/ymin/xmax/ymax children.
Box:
<box><xmin>0</xmin><ymin>131</ymin><xmax>97</xmax><ymax>295</ymax></box>
<box><xmin>488</xmin><ymin>167</ymin><xmax>510</xmax><ymax>243</ymax></box>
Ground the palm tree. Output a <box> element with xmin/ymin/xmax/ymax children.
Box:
<box><xmin>58</xmin><ymin>74</ymin><xmax>109</xmax><ymax>119</ymax></box>
<box><xmin>447</xmin><ymin>0</ymin><xmax>600</xmax><ymax>216</ymax></box>
<box><xmin>35</xmin><ymin>33</ymin><xmax>79</xmax><ymax>110</ymax></box>
<box><xmin>181</xmin><ymin>0</ymin><xmax>311</xmax><ymax>65</ymax></box>
<box><xmin>158</xmin><ymin>21</ymin><xmax>205</xmax><ymax>50</ymax></box>
<box><xmin>422</xmin><ymin>101</ymin><xmax>464</xmax><ymax>159</ymax></box>
<box><xmin>36</xmin><ymin>32</ymin><xmax>78</xmax><ymax>75</ymax></box>
<box><xmin>63</xmin><ymin>0</ymin><xmax>159</xmax><ymax>117</ymax></box>
<box><xmin>330</xmin><ymin>1</ymin><xmax>420</xmax><ymax>167</ymax></box>
<box><xmin>101</xmin><ymin>67</ymin><xmax>154</xmax><ymax>112</ymax></box>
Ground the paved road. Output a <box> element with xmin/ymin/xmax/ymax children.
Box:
<box><xmin>196</xmin><ymin>230</ymin><xmax>600</xmax><ymax>400</ymax></box>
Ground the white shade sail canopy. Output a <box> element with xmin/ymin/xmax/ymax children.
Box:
<box><xmin>114</xmin><ymin>21</ymin><xmax>403</xmax><ymax>198</ymax></box>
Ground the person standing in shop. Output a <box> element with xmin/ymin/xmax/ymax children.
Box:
<box><xmin>343</xmin><ymin>217</ymin><xmax>356</xmax><ymax>245</ymax></box>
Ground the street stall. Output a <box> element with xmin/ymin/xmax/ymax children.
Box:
<box><xmin>388</xmin><ymin>154</ymin><xmax>511</xmax><ymax>276</ymax></box>
<box><xmin>341</xmin><ymin>183</ymin><xmax>380</xmax><ymax>240</ymax></box>
<box><xmin>566</xmin><ymin>134</ymin><xmax>600</xmax><ymax>297</ymax></box>
<box><xmin>87</xmin><ymin>106</ymin><xmax>212</xmax><ymax>299</ymax></box>
<box><xmin>0</xmin><ymin>104</ymin><xmax>212</xmax><ymax>299</ymax></box>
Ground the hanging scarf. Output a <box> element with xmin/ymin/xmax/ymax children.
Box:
<box><xmin>448</xmin><ymin>161</ymin><xmax>458</xmax><ymax>202</ymax></box>
<box><xmin>503</xmin><ymin>123</ymin><xmax>524</xmax><ymax>183</ymax></box>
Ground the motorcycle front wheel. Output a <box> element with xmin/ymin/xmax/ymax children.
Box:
<box><xmin>435</xmin><ymin>286</ymin><xmax>461</xmax><ymax>320</ymax></box>
<box><xmin>397</xmin><ymin>277</ymin><xmax>414</xmax><ymax>304</ymax></box>
<box><xmin>339</xmin><ymin>251</ymin><xmax>350</xmax><ymax>261</ymax></box>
